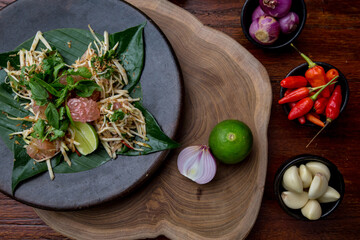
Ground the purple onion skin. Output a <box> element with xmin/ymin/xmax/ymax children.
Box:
<box><xmin>252</xmin><ymin>6</ymin><xmax>266</xmax><ymax>22</ymax></box>
<box><xmin>279</xmin><ymin>12</ymin><xmax>299</xmax><ymax>34</ymax></box>
<box><xmin>249</xmin><ymin>16</ymin><xmax>280</xmax><ymax>45</ymax></box>
<box><xmin>259</xmin><ymin>0</ymin><xmax>292</xmax><ymax>18</ymax></box>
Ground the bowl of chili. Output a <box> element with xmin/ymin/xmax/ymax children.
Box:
<box><xmin>240</xmin><ymin>0</ymin><xmax>307</xmax><ymax>49</ymax></box>
<box><xmin>280</xmin><ymin>62</ymin><xmax>349</xmax><ymax>127</ymax></box>
<box><xmin>274</xmin><ymin>154</ymin><xmax>345</xmax><ymax>220</ymax></box>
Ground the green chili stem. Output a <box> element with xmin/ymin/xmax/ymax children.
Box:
<box><xmin>310</xmin><ymin>81</ymin><xmax>337</xmax><ymax>92</ymax></box>
<box><xmin>291</xmin><ymin>43</ymin><xmax>316</xmax><ymax>69</ymax></box>
<box><xmin>310</xmin><ymin>76</ymin><xmax>339</xmax><ymax>101</ymax></box>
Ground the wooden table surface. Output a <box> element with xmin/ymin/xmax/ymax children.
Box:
<box><xmin>1</xmin><ymin>0</ymin><xmax>359</xmax><ymax>239</ymax></box>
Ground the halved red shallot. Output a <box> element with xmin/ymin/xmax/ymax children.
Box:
<box><xmin>259</xmin><ymin>0</ymin><xmax>292</xmax><ymax>18</ymax></box>
<box><xmin>177</xmin><ymin>145</ymin><xmax>217</xmax><ymax>184</ymax></box>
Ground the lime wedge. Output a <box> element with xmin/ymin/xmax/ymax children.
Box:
<box><xmin>70</xmin><ymin>121</ymin><xmax>99</xmax><ymax>155</ymax></box>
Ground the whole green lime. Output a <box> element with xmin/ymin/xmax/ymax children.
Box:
<box><xmin>209</xmin><ymin>119</ymin><xmax>253</xmax><ymax>164</ymax></box>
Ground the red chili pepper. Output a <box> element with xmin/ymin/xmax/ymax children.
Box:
<box><xmin>284</xmin><ymin>89</ymin><xmax>293</xmax><ymax>97</ymax></box>
<box><xmin>279</xmin><ymin>87</ymin><xmax>309</xmax><ymax>104</ymax></box>
<box><xmin>313</xmin><ymin>97</ymin><xmax>329</xmax><ymax>115</ymax></box>
<box><xmin>280</xmin><ymin>76</ymin><xmax>308</xmax><ymax>88</ymax></box>
<box><xmin>326</xmin><ymin>85</ymin><xmax>342</xmax><ymax>122</ymax></box>
<box><xmin>326</xmin><ymin>68</ymin><xmax>339</xmax><ymax>94</ymax></box>
<box><xmin>289</xmin><ymin>102</ymin><xmax>306</xmax><ymax>124</ymax></box>
<box><xmin>291</xmin><ymin>44</ymin><xmax>331</xmax><ymax>98</ymax></box>
<box><xmin>288</xmin><ymin>98</ymin><xmax>314</xmax><ymax>120</ymax></box>
<box><xmin>121</xmin><ymin>140</ymin><xmax>134</xmax><ymax>150</ymax></box>
<box><xmin>284</xmin><ymin>89</ymin><xmax>306</xmax><ymax>124</ymax></box>
<box><xmin>74</xmin><ymin>148</ymin><xmax>81</xmax><ymax>157</ymax></box>
<box><xmin>306</xmin><ymin>85</ymin><xmax>343</xmax><ymax>147</ymax></box>
<box><xmin>279</xmin><ymin>83</ymin><xmax>335</xmax><ymax>105</ymax></box>
<box><xmin>306</xmin><ymin>113</ymin><xmax>325</xmax><ymax>127</ymax></box>
<box><xmin>288</xmin><ymin>76</ymin><xmax>338</xmax><ymax>120</ymax></box>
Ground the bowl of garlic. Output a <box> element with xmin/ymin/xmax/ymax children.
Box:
<box><xmin>274</xmin><ymin>154</ymin><xmax>345</xmax><ymax>220</ymax></box>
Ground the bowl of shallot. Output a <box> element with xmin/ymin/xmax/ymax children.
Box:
<box><xmin>274</xmin><ymin>154</ymin><xmax>345</xmax><ymax>220</ymax></box>
<box><xmin>241</xmin><ymin>0</ymin><xmax>307</xmax><ymax>49</ymax></box>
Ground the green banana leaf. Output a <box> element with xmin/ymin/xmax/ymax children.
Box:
<box><xmin>0</xmin><ymin>23</ymin><xmax>179</xmax><ymax>192</ymax></box>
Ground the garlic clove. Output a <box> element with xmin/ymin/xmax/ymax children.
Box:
<box><xmin>308</xmin><ymin>173</ymin><xmax>328</xmax><ymax>199</ymax></box>
<box><xmin>282</xmin><ymin>165</ymin><xmax>303</xmax><ymax>193</ymax></box>
<box><xmin>318</xmin><ymin>186</ymin><xmax>341</xmax><ymax>203</ymax></box>
<box><xmin>306</xmin><ymin>161</ymin><xmax>331</xmax><ymax>181</ymax></box>
<box><xmin>281</xmin><ymin>191</ymin><xmax>309</xmax><ymax>209</ymax></box>
<box><xmin>299</xmin><ymin>164</ymin><xmax>312</xmax><ymax>188</ymax></box>
<box><xmin>301</xmin><ymin>199</ymin><xmax>322</xmax><ymax>220</ymax></box>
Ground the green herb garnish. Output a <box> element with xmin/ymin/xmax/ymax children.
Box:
<box><xmin>110</xmin><ymin>109</ymin><xmax>125</xmax><ymax>122</ymax></box>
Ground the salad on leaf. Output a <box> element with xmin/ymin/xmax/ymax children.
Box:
<box><xmin>0</xmin><ymin>23</ymin><xmax>179</xmax><ymax>192</ymax></box>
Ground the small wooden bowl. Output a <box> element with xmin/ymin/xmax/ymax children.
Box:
<box><xmin>280</xmin><ymin>62</ymin><xmax>350</xmax><ymax>127</ymax></box>
<box><xmin>274</xmin><ymin>154</ymin><xmax>345</xmax><ymax>220</ymax></box>
<box><xmin>240</xmin><ymin>0</ymin><xmax>307</xmax><ymax>49</ymax></box>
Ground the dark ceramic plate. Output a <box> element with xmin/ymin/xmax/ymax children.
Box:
<box><xmin>241</xmin><ymin>0</ymin><xmax>307</xmax><ymax>49</ymax></box>
<box><xmin>280</xmin><ymin>62</ymin><xmax>349</xmax><ymax>127</ymax></box>
<box><xmin>0</xmin><ymin>0</ymin><xmax>182</xmax><ymax>210</ymax></box>
<box><xmin>274</xmin><ymin>154</ymin><xmax>345</xmax><ymax>220</ymax></box>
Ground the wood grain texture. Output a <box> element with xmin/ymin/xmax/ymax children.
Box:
<box><xmin>33</xmin><ymin>0</ymin><xmax>271</xmax><ymax>239</ymax></box>
<box><xmin>1</xmin><ymin>0</ymin><xmax>360</xmax><ymax>239</ymax></box>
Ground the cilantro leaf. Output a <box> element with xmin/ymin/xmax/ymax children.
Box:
<box><xmin>49</xmin><ymin>129</ymin><xmax>65</xmax><ymax>141</ymax></box>
<box><xmin>31</xmin><ymin>119</ymin><xmax>45</xmax><ymax>139</ymax></box>
<box><xmin>41</xmin><ymin>51</ymin><xmax>65</xmax><ymax>79</ymax></box>
<box><xmin>110</xmin><ymin>109</ymin><xmax>125</xmax><ymax>122</ymax></box>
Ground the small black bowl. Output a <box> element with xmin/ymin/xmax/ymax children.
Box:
<box><xmin>280</xmin><ymin>62</ymin><xmax>350</xmax><ymax>127</ymax></box>
<box><xmin>274</xmin><ymin>154</ymin><xmax>345</xmax><ymax>220</ymax></box>
<box><xmin>241</xmin><ymin>0</ymin><xmax>307</xmax><ymax>49</ymax></box>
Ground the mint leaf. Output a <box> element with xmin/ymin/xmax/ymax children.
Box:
<box><xmin>29</xmin><ymin>80</ymin><xmax>49</xmax><ymax>106</ymax></box>
<box><xmin>45</xmin><ymin>103</ymin><xmax>59</xmax><ymax>129</ymax></box>
<box><xmin>68</xmin><ymin>67</ymin><xmax>92</xmax><ymax>78</ymax></box>
<box><xmin>75</xmin><ymin>80</ymin><xmax>101</xmax><ymax>97</ymax></box>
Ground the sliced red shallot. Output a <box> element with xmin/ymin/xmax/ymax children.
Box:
<box><xmin>177</xmin><ymin>145</ymin><xmax>217</xmax><ymax>184</ymax></box>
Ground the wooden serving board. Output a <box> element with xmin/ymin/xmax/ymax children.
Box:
<box><xmin>34</xmin><ymin>0</ymin><xmax>272</xmax><ymax>239</ymax></box>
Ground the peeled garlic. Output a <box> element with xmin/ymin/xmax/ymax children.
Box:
<box><xmin>306</xmin><ymin>161</ymin><xmax>331</xmax><ymax>181</ymax></box>
<box><xmin>308</xmin><ymin>173</ymin><xmax>328</xmax><ymax>199</ymax></box>
<box><xmin>301</xmin><ymin>199</ymin><xmax>322</xmax><ymax>220</ymax></box>
<box><xmin>318</xmin><ymin>186</ymin><xmax>341</xmax><ymax>203</ymax></box>
<box><xmin>281</xmin><ymin>191</ymin><xmax>308</xmax><ymax>209</ymax></box>
<box><xmin>299</xmin><ymin>164</ymin><xmax>312</xmax><ymax>188</ymax></box>
<box><xmin>282</xmin><ymin>166</ymin><xmax>303</xmax><ymax>193</ymax></box>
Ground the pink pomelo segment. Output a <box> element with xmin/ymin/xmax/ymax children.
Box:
<box><xmin>67</xmin><ymin>98</ymin><xmax>100</xmax><ymax>122</ymax></box>
<box><xmin>26</xmin><ymin>139</ymin><xmax>60</xmax><ymax>161</ymax></box>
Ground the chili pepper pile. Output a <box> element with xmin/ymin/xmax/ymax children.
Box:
<box><xmin>279</xmin><ymin>45</ymin><xmax>343</xmax><ymax>128</ymax></box>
